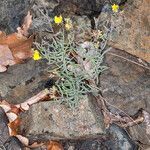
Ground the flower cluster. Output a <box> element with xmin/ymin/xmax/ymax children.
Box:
<box><xmin>54</xmin><ymin>15</ymin><xmax>73</xmax><ymax>30</ymax></box>
<box><xmin>33</xmin><ymin>4</ymin><xmax>119</xmax><ymax>61</ymax></box>
<box><xmin>32</xmin><ymin>15</ymin><xmax>73</xmax><ymax>61</ymax></box>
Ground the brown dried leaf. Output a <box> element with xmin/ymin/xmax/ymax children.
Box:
<box><xmin>0</xmin><ymin>100</ymin><xmax>21</xmax><ymax>114</ymax></box>
<box><xmin>11</xmin><ymin>35</ymin><xmax>33</xmax><ymax>61</ymax></box>
<box><xmin>0</xmin><ymin>32</ymin><xmax>27</xmax><ymax>48</ymax></box>
<box><xmin>28</xmin><ymin>142</ymin><xmax>45</xmax><ymax>148</ymax></box>
<box><xmin>15</xmin><ymin>135</ymin><xmax>29</xmax><ymax>146</ymax></box>
<box><xmin>17</xmin><ymin>11</ymin><xmax>32</xmax><ymax>37</ymax></box>
<box><xmin>0</xmin><ymin>65</ymin><xmax>7</xmax><ymax>73</ymax></box>
<box><xmin>0</xmin><ymin>45</ymin><xmax>16</xmax><ymax>72</ymax></box>
<box><xmin>0</xmin><ymin>100</ymin><xmax>12</xmax><ymax>112</ymax></box>
<box><xmin>0</xmin><ymin>12</ymin><xmax>33</xmax><ymax>72</ymax></box>
<box><xmin>8</xmin><ymin>118</ymin><xmax>21</xmax><ymax>136</ymax></box>
<box><xmin>6</xmin><ymin>112</ymin><xmax>18</xmax><ymax>123</ymax></box>
<box><xmin>47</xmin><ymin>141</ymin><xmax>63</xmax><ymax>150</ymax></box>
<box><xmin>8</xmin><ymin>117</ymin><xmax>21</xmax><ymax>136</ymax></box>
<box><xmin>0</xmin><ymin>32</ymin><xmax>33</xmax><ymax>61</ymax></box>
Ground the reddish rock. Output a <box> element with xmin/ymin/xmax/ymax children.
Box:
<box><xmin>107</xmin><ymin>0</ymin><xmax>150</xmax><ymax>62</ymax></box>
<box><xmin>100</xmin><ymin>48</ymin><xmax>150</xmax><ymax>148</ymax></box>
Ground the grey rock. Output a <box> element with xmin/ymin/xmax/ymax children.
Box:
<box><xmin>57</xmin><ymin>124</ymin><xmax>138</xmax><ymax>150</ymax></box>
<box><xmin>0</xmin><ymin>60</ymin><xmax>50</xmax><ymax>104</ymax></box>
<box><xmin>100</xmin><ymin>48</ymin><xmax>150</xmax><ymax>148</ymax></box>
<box><xmin>100</xmin><ymin>48</ymin><xmax>150</xmax><ymax>115</ymax></box>
<box><xmin>0</xmin><ymin>0</ymin><xmax>30</xmax><ymax>33</ymax></box>
<box><xmin>0</xmin><ymin>107</ymin><xmax>9</xmax><ymax>145</ymax></box>
<box><xmin>4</xmin><ymin>136</ymin><xmax>23</xmax><ymax>150</ymax></box>
<box><xmin>20</xmin><ymin>96</ymin><xmax>105</xmax><ymax>141</ymax></box>
<box><xmin>100</xmin><ymin>0</ymin><xmax>150</xmax><ymax>62</ymax></box>
<box><xmin>107</xmin><ymin>124</ymin><xmax>138</xmax><ymax>150</ymax></box>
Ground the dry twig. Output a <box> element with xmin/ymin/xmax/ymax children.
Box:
<box><xmin>95</xmin><ymin>95</ymin><xmax>145</xmax><ymax>128</ymax></box>
<box><xmin>15</xmin><ymin>89</ymin><xmax>51</xmax><ymax>111</ymax></box>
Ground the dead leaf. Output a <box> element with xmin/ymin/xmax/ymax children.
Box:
<box><xmin>0</xmin><ymin>65</ymin><xmax>7</xmax><ymax>72</ymax></box>
<box><xmin>0</xmin><ymin>100</ymin><xmax>12</xmax><ymax>112</ymax></box>
<box><xmin>6</xmin><ymin>112</ymin><xmax>18</xmax><ymax>122</ymax></box>
<box><xmin>47</xmin><ymin>141</ymin><xmax>63</xmax><ymax>150</ymax></box>
<box><xmin>0</xmin><ymin>32</ymin><xmax>26</xmax><ymax>48</ymax></box>
<box><xmin>17</xmin><ymin>11</ymin><xmax>32</xmax><ymax>37</ymax></box>
<box><xmin>28</xmin><ymin>142</ymin><xmax>45</xmax><ymax>148</ymax></box>
<box><xmin>11</xmin><ymin>35</ymin><xmax>33</xmax><ymax>61</ymax></box>
<box><xmin>10</xmin><ymin>106</ymin><xmax>21</xmax><ymax>115</ymax></box>
<box><xmin>0</xmin><ymin>32</ymin><xmax>33</xmax><ymax>61</ymax></box>
<box><xmin>8</xmin><ymin>118</ymin><xmax>21</xmax><ymax>136</ymax></box>
<box><xmin>0</xmin><ymin>11</ymin><xmax>33</xmax><ymax>72</ymax></box>
<box><xmin>16</xmin><ymin>135</ymin><xmax>29</xmax><ymax>146</ymax></box>
<box><xmin>0</xmin><ymin>45</ymin><xmax>16</xmax><ymax>72</ymax></box>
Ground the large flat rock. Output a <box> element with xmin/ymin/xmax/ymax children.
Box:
<box><xmin>100</xmin><ymin>48</ymin><xmax>150</xmax><ymax>115</ymax></box>
<box><xmin>100</xmin><ymin>48</ymin><xmax>150</xmax><ymax>147</ymax></box>
<box><xmin>99</xmin><ymin>0</ymin><xmax>150</xmax><ymax>62</ymax></box>
<box><xmin>20</xmin><ymin>96</ymin><xmax>105</xmax><ymax>140</ymax></box>
<box><xmin>0</xmin><ymin>60</ymin><xmax>49</xmax><ymax>104</ymax></box>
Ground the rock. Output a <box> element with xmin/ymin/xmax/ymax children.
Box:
<box><xmin>107</xmin><ymin>124</ymin><xmax>138</xmax><ymax>150</ymax></box>
<box><xmin>52</xmin><ymin>0</ymin><xmax>127</xmax><ymax>17</ymax></box>
<box><xmin>100</xmin><ymin>48</ymin><xmax>150</xmax><ymax>148</ymax></box>
<box><xmin>60</xmin><ymin>124</ymin><xmax>138</xmax><ymax>150</ymax></box>
<box><xmin>0</xmin><ymin>60</ymin><xmax>50</xmax><ymax>104</ymax></box>
<box><xmin>0</xmin><ymin>0</ymin><xmax>30</xmax><ymax>33</ymax></box>
<box><xmin>52</xmin><ymin>0</ymin><xmax>104</xmax><ymax>17</ymax></box>
<box><xmin>20</xmin><ymin>96</ymin><xmax>105</xmax><ymax>141</ymax></box>
<box><xmin>129</xmin><ymin>124</ymin><xmax>150</xmax><ymax>149</ymax></box>
<box><xmin>0</xmin><ymin>107</ymin><xmax>9</xmax><ymax>145</ymax></box>
<box><xmin>100</xmin><ymin>48</ymin><xmax>150</xmax><ymax>115</ymax></box>
<box><xmin>52</xmin><ymin>0</ymin><xmax>127</xmax><ymax>29</ymax></box>
<box><xmin>32</xmin><ymin>0</ymin><xmax>58</xmax><ymax>10</ymax></box>
<box><xmin>100</xmin><ymin>0</ymin><xmax>150</xmax><ymax>62</ymax></box>
<box><xmin>0</xmin><ymin>0</ymin><xmax>148</xmax><ymax>148</ymax></box>
<box><xmin>0</xmin><ymin>107</ymin><xmax>23</xmax><ymax>149</ymax></box>
<box><xmin>4</xmin><ymin>136</ymin><xmax>23</xmax><ymax>150</ymax></box>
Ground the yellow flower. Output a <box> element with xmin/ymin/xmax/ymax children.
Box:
<box><xmin>112</xmin><ymin>4</ymin><xmax>119</xmax><ymax>13</ymax></box>
<box><xmin>33</xmin><ymin>50</ymin><xmax>42</xmax><ymax>61</ymax></box>
<box><xmin>64</xmin><ymin>18</ymin><xmax>72</xmax><ymax>30</ymax></box>
<box><xmin>65</xmin><ymin>23</ymin><xmax>72</xmax><ymax>30</ymax></box>
<box><xmin>54</xmin><ymin>15</ymin><xmax>63</xmax><ymax>24</ymax></box>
